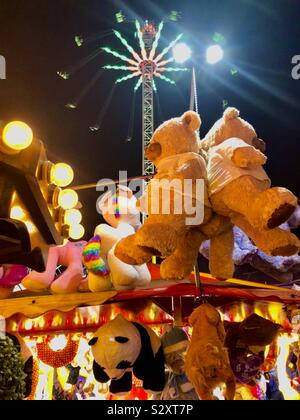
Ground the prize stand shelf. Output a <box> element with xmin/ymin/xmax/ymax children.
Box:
<box><xmin>1</xmin><ymin>276</ymin><xmax>300</xmax><ymax>319</ymax></box>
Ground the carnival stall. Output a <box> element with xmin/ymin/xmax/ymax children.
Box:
<box><xmin>0</xmin><ymin>12</ymin><xmax>300</xmax><ymax>402</ymax></box>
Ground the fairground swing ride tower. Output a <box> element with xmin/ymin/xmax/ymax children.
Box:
<box><xmin>102</xmin><ymin>19</ymin><xmax>188</xmax><ymax>178</ymax></box>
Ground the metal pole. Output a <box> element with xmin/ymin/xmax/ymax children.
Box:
<box><xmin>142</xmin><ymin>65</ymin><xmax>154</xmax><ymax>177</ymax></box>
<box><xmin>190</xmin><ymin>66</ymin><xmax>203</xmax><ymax>303</ymax></box>
<box><xmin>189</xmin><ymin>66</ymin><xmax>196</xmax><ymax>112</ymax></box>
<box><xmin>194</xmin><ymin>258</ymin><xmax>205</xmax><ymax>303</ymax></box>
<box><xmin>189</xmin><ymin>66</ymin><xmax>199</xmax><ymax>114</ymax></box>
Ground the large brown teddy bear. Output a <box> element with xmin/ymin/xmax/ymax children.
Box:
<box><xmin>201</xmin><ymin>107</ymin><xmax>300</xmax><ymax>257</ymax></box>
<box><xmin>115</xmin><ymin>111</ymin><xmax>234</xmax><ymax>280</ymax></box>
<box><xmin>185</xmin><ymin>303</ymin><xmax>236</xmax><ymax>400</ymax></box>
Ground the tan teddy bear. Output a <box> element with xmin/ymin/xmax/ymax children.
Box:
<box><xmin>115</xmin><ymin>111</ymin><xmax>234</xmax><ymax>280</ymax></box>
<box><xmin>185</xmin><ymin>303</ymin><xmax>236</xmax><ymax>400</ymax></box>
<box><xmin>201</xmin><ymin>107</ymin><xmax>300</xmax><ymax>257</ymax></box>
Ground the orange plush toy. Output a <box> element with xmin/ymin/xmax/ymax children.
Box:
<box><xmin>201</xmin><ymin>107</ymin><xmax>300</xmax><ymax>257</ymax></box>
<box><xmin>115</xmin><ymin>111</ymin><xmax>234</xmax><ymax>280</ymax></box>
<box><xmin>185</xmin><ymin>303</ymin><xmax>235</xmax><ymax>400</ymax></box>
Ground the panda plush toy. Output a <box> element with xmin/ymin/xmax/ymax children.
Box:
<box><xmin>89</xmin><ymin>314</ymin><xmax>165</xmax><ymax>394</ymax></box>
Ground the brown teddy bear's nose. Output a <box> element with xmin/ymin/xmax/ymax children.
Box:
<box><xmin>145</xmin><ymin>142</ymin><xmax>162</xmax><ymax>161</ymax></box>
<box><xmin>252</xmin><ymin>137</ymin><xmax>266</xmax><ymax>153</ymax></box>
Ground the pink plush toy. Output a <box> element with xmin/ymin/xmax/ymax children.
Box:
<box><xmin>22</xmin><ymin>241</ymin><xmax>86</xmax><ymax>294</ymax></box>
<box><xmin>0</xmin><ymin>265</ymin><xmax>29</xmax><ymax>298</ymax></box>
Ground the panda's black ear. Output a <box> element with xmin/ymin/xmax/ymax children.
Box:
<box><xmin>115</xmin><ymin>336</ymin><xmax>129</xmax><ymax>343</ymax></box>
<box><xmin>89</xmin><ymin>337</ymin><xmax>98</xmax><ymax>346</ymax></box>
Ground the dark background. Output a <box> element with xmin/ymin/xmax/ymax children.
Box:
<box><xmin>0</xmin><ymin>0</ymin><xmax>300</xmax><ymax>239</ymax></box>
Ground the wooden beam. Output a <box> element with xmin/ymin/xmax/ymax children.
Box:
<box><xmin>0</xmin><ymin>291</ymin><xmax>117</xmax><ymax>319</ymax></box>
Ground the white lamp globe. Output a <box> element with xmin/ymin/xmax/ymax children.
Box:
<box><xmin>172</xmin><ymin>42</ymin><xmax>192</xmax><ymax>64</ymax></box>
<box><xmin>206</xmin><ymin>44</ymin><xmax>224</xmax><ymax>65</ymax></box>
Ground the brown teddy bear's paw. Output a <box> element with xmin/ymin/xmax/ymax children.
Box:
<box><xmin>210</xmin><ymin>267</ymin><xmax>234</xmax><ymax>281</ymax></box>
<box><xmin>270</xmin><ymin>232</ymin><xmax>300</xmax><ymax>257</ymax></box>
<box><xmin>253</xmin><ymin>187</ymin><xmax>297</xmax><ymax>229</ymax></box>
<box><xmin>268</xmin><ymin>203</ymin><xmax>297</xmax><ymax>229</ymax></box>
<box><xmin>135</xmin><ymin>223</ymin><xmax>178</xmax><ymax>257</ymax></box>
<box><xmin>115</xmin><ymin>236</ymin><xmax>153</xmax><ymax>265</ymax></box>
<box><xmin>272</xmin><ymin>243</ymin><xmax>300</xmax><ymax>257</ymax></box>
<box><xmin>160</xmin><ymin>256</ymin><xmax>193</xmax><ymax>280</ymax></box>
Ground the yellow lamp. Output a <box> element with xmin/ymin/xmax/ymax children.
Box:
<box><xmin>57</xmin><ymin>189</ymin><xmax>78</xmax><ymax>210</ymax></box>
<box><xmin>1</xmin><ymin>121</ymin><xmax>33</xmax><ymax>154</ymax></box>
<box><xmin>64</xmin><ymin>209</ymin><xmax>82</xmax><ymax>226</ymax></box>
<box><xmin>68</xmin><ymin>224</ymin><xmax>85</xmax><ymax>240</ymax></box>
<box><xmin>50</xmin><ymin>163</ymin><xmax>74</xmax><ymax>187</ymax></box>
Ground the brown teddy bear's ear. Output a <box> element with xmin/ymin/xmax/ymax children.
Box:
<box><xmin>189</xmin><ymin>307</ymin><xmax>201</xmax><ymax>326</ymax></box>
<box><xmin>182</xmin><ymin>111</ymin><xmax>201</xmax><ymax>132</ymax></box>
<box><xmin>204</xmin><ymin>305</ymin><xmax>222</xmax><ymax>326</ymax></box>
<box><xmin>223</xmin><ymin>107</ymin><xmax>240</xmax><ymax>121</ymax></box>
<box><xmin>145</xmin><ymin>142</ymin><xmax>162</xmax><ymax>161</ymax></box>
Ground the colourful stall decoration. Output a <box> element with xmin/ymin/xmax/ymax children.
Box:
<box><xmin>1</xmin><ymin>297</ymin><xmax>299</xmax><ymax>400</ymax></box>
<box><xmin>36</xmin><ymin>335</ymin><xmax>79</xmax><ymax>368</ymax></box>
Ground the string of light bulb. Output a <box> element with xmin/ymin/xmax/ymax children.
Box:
<box><xmin>1</xmin><ymin>120</ymin><xmax>85</xmax><ymax>240</ymax></box>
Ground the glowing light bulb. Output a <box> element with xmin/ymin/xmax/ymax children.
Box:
<box><xmin>206</xmin><ymin>44</ymin><xmax>224</xmax><ymax>64</ymax></box>
<box><xmin>10</xmin><ymin>206</ymin><xmax>26</xmax><ymax>220</ymax></box>
<box><xmin>172</xmin><ymin>42</ymin><xmax>192</xmax><ymax>63</ymax></box>
<box><xmin>49</xmin><ymin>335</ymin><xmax>68</xmax><ymax>351</ymax></box>
<box><xmin>50</xmin><ymin>163</ymin><xmax>74</xmax><ymax>187</ymax></box>
<box><xmin>1</xmin><ymin>121</ymin><xmax>33</xmax><ymax>154</ymax></box>
<box><xmin>25</xmin><ymin>221</ymin><xmax>36</xmax><ymax>234</ymax></box>
<box><xmin>58</xmin><ymin>189</ymin><xmax>78</xmax><ymax>210</ymax></box>
<box><xmin>69</xmin><ymin>224</ymin><xmax>85</xmax><ymax>240</ymax></box>
<box><xmin>64</xmin><ymin>209</ymin><xmax>82</xmax><ymax>226</ymax></box>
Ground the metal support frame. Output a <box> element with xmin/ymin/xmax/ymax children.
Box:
<box><xmin>142</xmin><ymin>64</ymin><xmax>154</xmax><ymax>176</ymax></box>
<box><xmin>142</xmin><ymin>25</ymin><xmax>155</xmax><ymax>177</ymax></box>
<box><xmin>189</xmin><ymin>67</ymin><xmax>204</xmax><ymax>303</ymax></box>
<box><xmin>172</xmin><ymin>296</ymin><xmax>184</xmax><ymax>327</ymax></box>
<box><xmin>189</xmin><ymin>66</ymin><xmax>198</xmax><ymax>114</ymax></box>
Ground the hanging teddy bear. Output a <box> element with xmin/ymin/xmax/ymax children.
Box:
<box><xmin>201</xmin><ymin>107</ymin><xmax>300</xmax><ymax>258</ymax></box>
<box><xmin>185</xmin><ymin>303</ymin><xmax>236</xmax><ymax>400</ymax></box>
<box><xmin>83</xmin><ymin>185</ymin><xmax>151</xmax><ymax>292</ymax></box>
<box><xmin>115</xmin><ymin>111</ymin><xmax>235</xmax><ymax>280</ymax></box>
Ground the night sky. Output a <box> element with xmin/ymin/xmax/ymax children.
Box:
<box><xmin>0</xmin><ymin>0</ymin><xmax>300</xmax><ymax>238</ymax></box>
